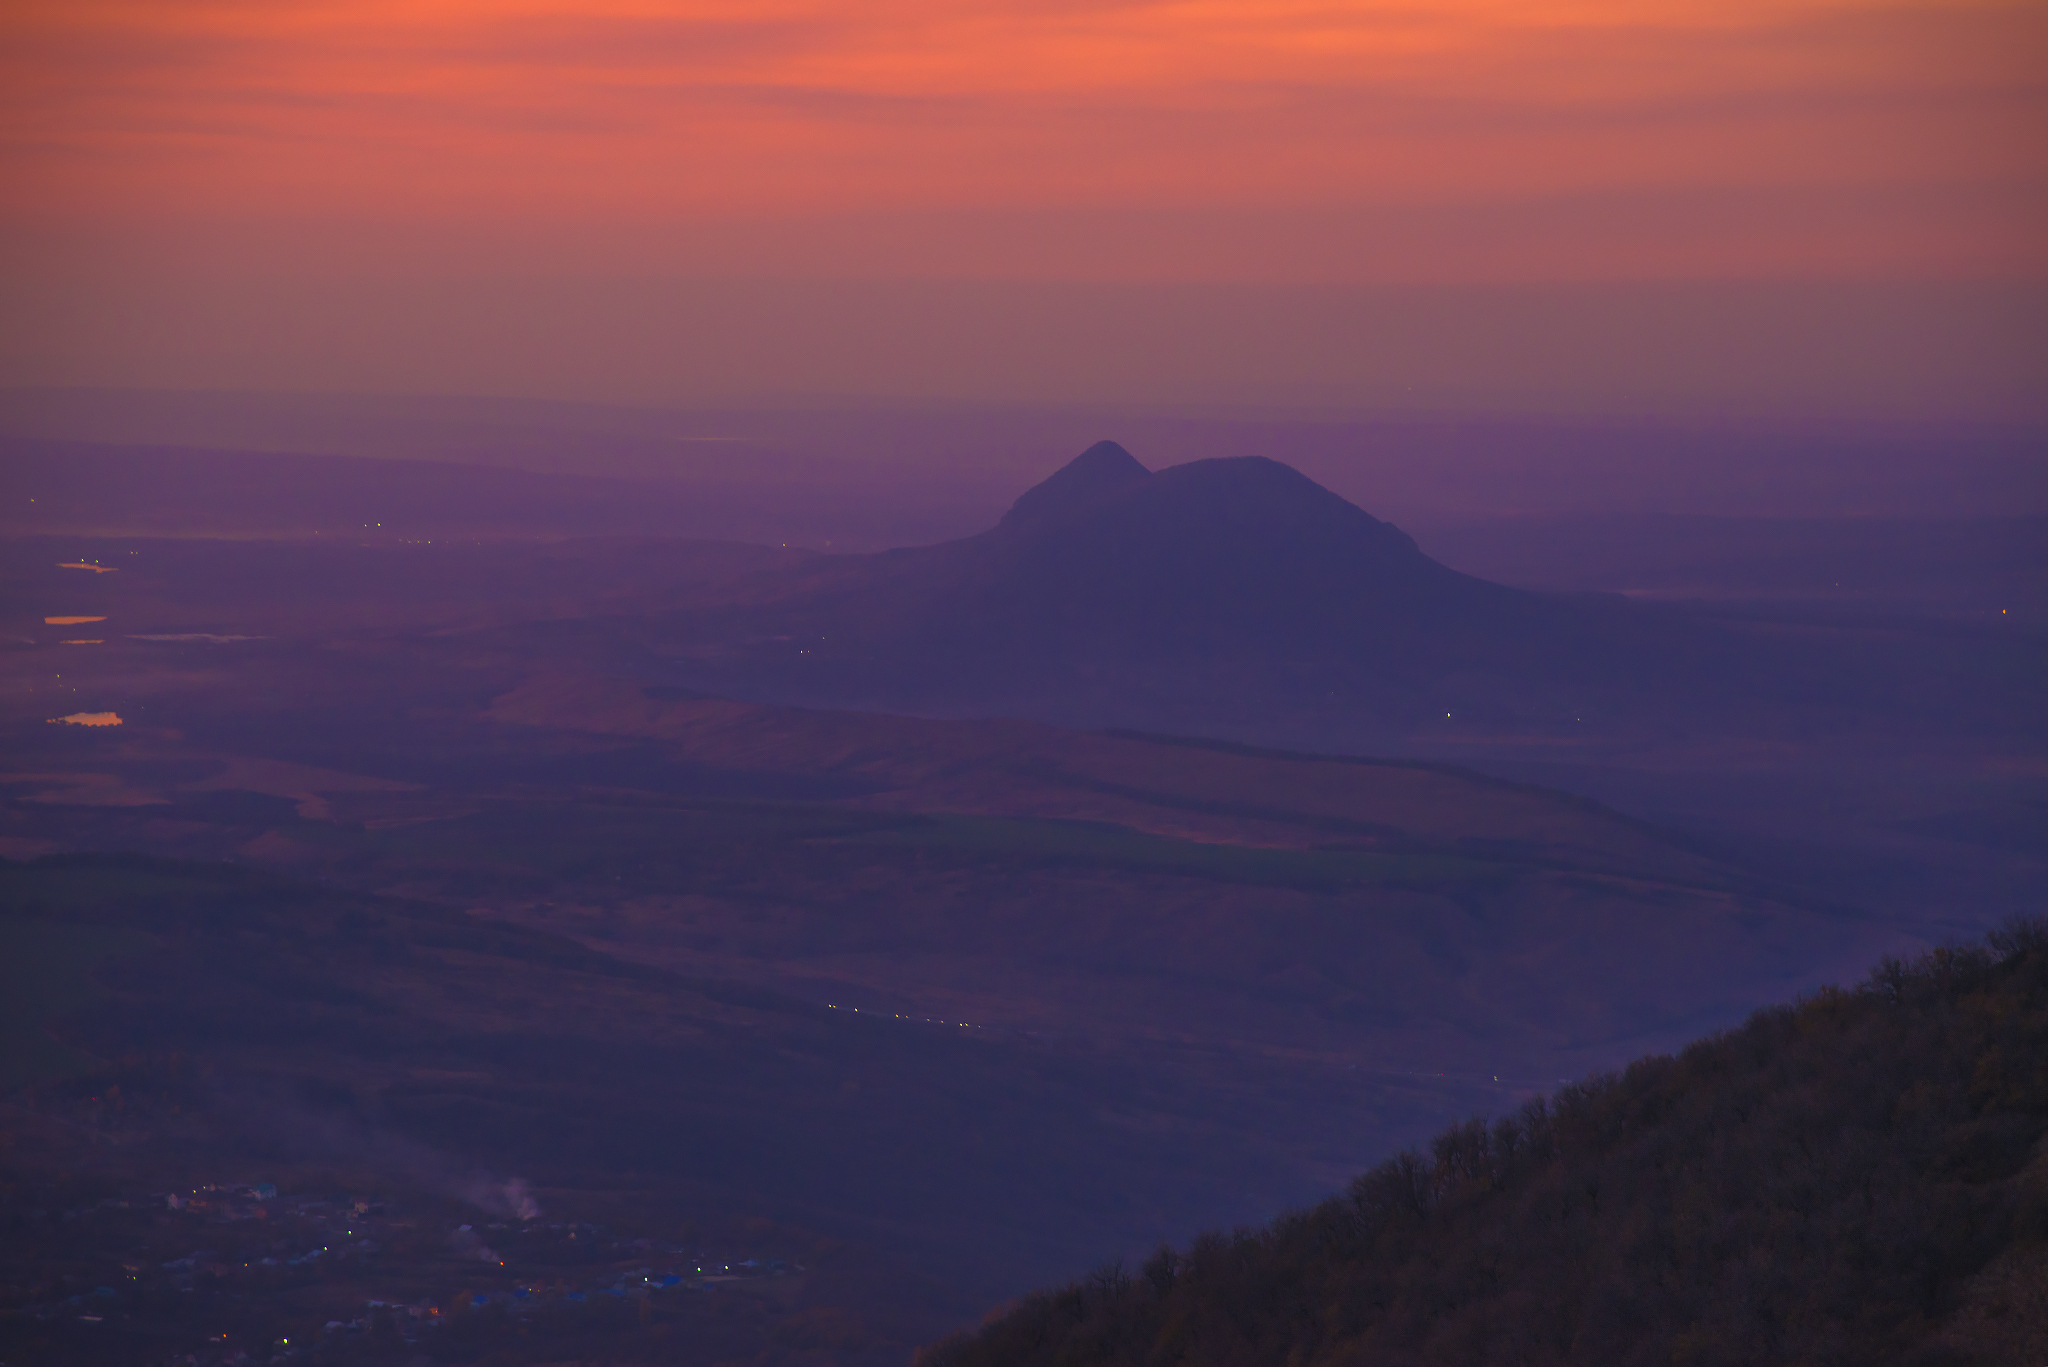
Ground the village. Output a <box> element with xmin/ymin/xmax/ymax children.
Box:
<box><xmin>2</xmin><ymin>1175</ymin><xmax>801</xmax><ymax>1365</ymax></box>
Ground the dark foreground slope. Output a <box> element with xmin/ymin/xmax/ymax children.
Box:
<box><xmin>922</xmin><ymin>921</ymin><xmax>2048</xmax><ymax>1367</ymax></box>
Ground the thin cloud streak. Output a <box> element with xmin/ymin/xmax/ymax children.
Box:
<box><xmin>4</xmin><ymin>1</ymin><xmax>2039</xmax><ymax>262</ymax></box>
<box><xmin>0</xmin><ymin>0</ymin><xmax>2041</xmax><ymax>411</ymax></box>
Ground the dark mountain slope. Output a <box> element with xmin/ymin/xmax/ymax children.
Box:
<box><xmin>997</xmin><ymin>439</ymin><xmax>1153</xmax><ymax>533</ymax></box>
<box><xmin>625</xmin><ymin>443</ymin><xmax>2042</xmax><ymax>758</ymax></box>
<box><xmin>642</xmin><ymin>445</ymin><xmax>1753</xmax><ymax>734</ymax></box>
<box><xmin>717</xmin><ymin>443</ymin><xmax>1515</xmax><ymax>648</ymax></box>
<box><xmin>966</xmin><ymin>452</ymin><xmax>1505</xmax><ymax>652</ymax></box>
<box><xmin>920</xmin><ymin>920</ymin><xmax>2048</xmax><ymax>1367</ymax></box>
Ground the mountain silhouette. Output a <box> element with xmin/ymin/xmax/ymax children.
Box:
<box><xmin>649</xmin><ymin>443</ymin><xmax>1708</xmax><ymax>736</ymax></box>
<box><xmin>742</xmin><ymin>444</ymin><xmax>1514</xmax><ymax>643</ymax></box>
<box><xmin>972</xmin><ymin>447</ymin><xmax>1504</xmax><ymax>649</ymax></box>
<box><xmin>996</xmin><ymin>439</ymin><xmax>1153</xmax><ymax>534</ymax></box>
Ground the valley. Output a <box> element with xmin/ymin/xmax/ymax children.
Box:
<box><xmin>1</xmin><ymin>436</ymin><xmax>2042</xmax><ymax>1364</ymax></box>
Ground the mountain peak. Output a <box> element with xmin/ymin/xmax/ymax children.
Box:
<box><xmin>998</xmin><ymin>441</ymin><xmax>1151</xmax><ymax>533</ymax></box>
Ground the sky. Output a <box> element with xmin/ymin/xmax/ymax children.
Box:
<box><xmin>2</xmin><ymin>0</ymin><xmax>2044</xmax><ymax>417</ymax></box>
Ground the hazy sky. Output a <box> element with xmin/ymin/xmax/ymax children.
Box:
<box><xmin>3</xmin><ymin>1</ymin><xmax>2043</xmax><ymax>416</ymax></box>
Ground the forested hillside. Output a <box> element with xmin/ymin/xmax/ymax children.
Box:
<box><xmin>921</xmin><ymin>921</ymin><xmax>2048</xmax><ymax>1367</ymax></box>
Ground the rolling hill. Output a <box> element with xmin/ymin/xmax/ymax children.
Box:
<box><xmin>473</xmin><ymin>673</ymin><xmax>1877</xmax><ymax>1079</ymax></box>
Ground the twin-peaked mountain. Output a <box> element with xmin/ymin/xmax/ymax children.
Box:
<box><xmin>759</xmin><ymin>440</ymin><xmax>1512</xmax><ymax>644</ymax></box>
<box><xmin>958</xmin><ymin>440</ymin><xmax>1512</xmax><ymax>648</ymax></box>
<box><xmin>540</xmin><ymin>439</ymin><xmax>2037</xmax><ymax>753</ymax></box>
<box><xmin>643</xmin><ymin>442</ymin><xmax>1680</xmax><ymax>740</ymax></box>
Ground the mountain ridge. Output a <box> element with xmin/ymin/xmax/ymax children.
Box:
<box><xmin>996</xmin><ymin>439</ymin><xmax>1153</xmax><ymax>534</ymax></box>
<box><xmin>920</xmin><ymin>918</ymin><xmax>2048</xmax><ymax>1367</ymax></box>
<box><xmin>633</xmin><ymin>441</ymin><xmax>1642</xmax><ymax>731</ymax></box>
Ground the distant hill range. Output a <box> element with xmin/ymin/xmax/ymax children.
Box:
<box><xmin>920</xmin><ymin>918</ymin><xmax>2048</xmax><ymax>1367</ymax></box>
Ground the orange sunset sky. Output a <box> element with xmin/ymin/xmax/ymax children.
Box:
<box><xmin>2</xmin><ymin>0</ymin><xmax>2043</xmax><ymax>415</ymax></box>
